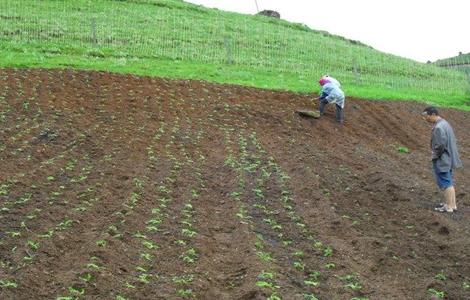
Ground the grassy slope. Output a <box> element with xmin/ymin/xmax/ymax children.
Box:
<box><xmin>0</xmin><ymin>0</ymin><xmax>469</xmax><ymax>108</ymax></box>
<box><xmin>435</xmin><ymin>53</ymin><xmax>470</xmax><ymax>75</ymax></box>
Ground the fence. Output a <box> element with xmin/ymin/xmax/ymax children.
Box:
<box><xmin>0</xmin><ymin>0</ymin><xmax>469</xmax><ymax>99</ymax></box>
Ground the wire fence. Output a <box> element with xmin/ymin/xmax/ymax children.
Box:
<box><xmin>1</xmin><ymin>0</ymin><xmax>469</xmax><ymax>98</ymax></box>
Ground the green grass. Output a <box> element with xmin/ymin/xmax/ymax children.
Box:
<box><xmin>435</xmin><ymin>52</ymin><xmax>470</xmax><ymax>76</ymax></box>
<box><xmin>435</xmin><ymin>52</ymin><xmax>470</xmax><ymax>66</ymax></box>
<box><xmin>0</xmin><ymin>0</ymin><xmax>469</xmax><ymax>109</ymax></box>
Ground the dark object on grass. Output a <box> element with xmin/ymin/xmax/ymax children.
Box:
<box><xmin>257</xmin><ymin>10</ymin><xmax>281</xmax><ymax>19</ymax></box>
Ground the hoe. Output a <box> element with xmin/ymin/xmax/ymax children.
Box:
<box><xmin>296</xmin><ymin>109</ymin><xmax>320</xmax><ymax>118</ymax></box>
<box><xmin>296</xmin><ymin>100</ymin><xmax>320</xmax><ymax>118</ymax></box>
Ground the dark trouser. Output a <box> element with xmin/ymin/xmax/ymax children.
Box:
<box><xmin>319</xmin><ymin>99</ymin><xmax>344</xmax><ymax>123</ymax></box>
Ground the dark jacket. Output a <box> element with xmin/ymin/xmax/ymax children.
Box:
<box><xmin>431</xmin><ymin>118</ymin><xmax>462</xmax><ymax>172</ymax></box>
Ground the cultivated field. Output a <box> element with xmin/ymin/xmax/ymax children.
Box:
<box><xmin>1</xmin><ymin>69</ymin><xmax>469</xmax><ymax>299</ymax></box>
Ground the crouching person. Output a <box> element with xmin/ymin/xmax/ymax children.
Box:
<box><xmin>318</xmin><ymin>75</ymin><xmax>345</xmax><ymax>123</ymax></box>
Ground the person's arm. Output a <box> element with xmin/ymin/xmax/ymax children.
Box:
<box><xmin>319</xmin><ymin>91</ymin><xmax>328</xmax><ymax>100</ymax></box>
<box><xmin>319</xmin><ymin>85</ymin><xmax>329</xmax><ymax>100</ymax></box>
<box><xmin>432</xmin><ymin>127</ymin><xmax>447</xmax><ymax>160</ymax></box>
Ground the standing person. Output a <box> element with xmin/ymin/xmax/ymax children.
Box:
<box><xmin>422</xmin><ymin>106</ymin><xmax>462</xmax><ymax>212</ymax></box>
<box><xmin>317</xmin><ymin>75</ymin><xmax>345</xmax><ymax>123</ymax></box>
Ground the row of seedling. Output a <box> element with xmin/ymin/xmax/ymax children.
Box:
<box><xmin>266</xmin><ymin>139</ymin><xmax>369</xmax><ymax>299</ymax></box>
<box><xmin>2</xmin><ymin>151</ymin><xmax>98</xmax><ymax>270</ymax></box>
<box><xmin>53</xmin><ymin>72</ymin><xmax>169</xmax><ymax>299</ymax></box>
<box><xmin>73</xmin><ymin>119</ymin><xmax>180</xmax><ymax>299</ymax></box>
<box><xmin>226</xmin><ymin>127</ymin><xmax>367</xmax><ymax>299</ymax></box>
<box><xmin>1</xmin><ymin>118</ymin><xmax>116</xmax><ymax>290</ymax></box>
<box><xmin>220</xmin><ymin>127</ymin><xmax>284</xmax><ymax>299</ymax></box>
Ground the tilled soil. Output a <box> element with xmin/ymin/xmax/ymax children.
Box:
<box><xmin>0</xmin><ymin>68</ymin><xmax>469</xmax><ymax>300</ymax></box>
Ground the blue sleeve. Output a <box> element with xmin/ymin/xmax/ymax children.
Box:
<box><xmin>319</xmin><ymin>91</ymin><xmax>328</xmax><ymax>100</ymax></box>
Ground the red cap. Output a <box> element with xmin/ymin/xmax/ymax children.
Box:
<box><xmin>319</xmin><ymin>77</ymin><xmax>329</xmax><ymax>86</ymax></box>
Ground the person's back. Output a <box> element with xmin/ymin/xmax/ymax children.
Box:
<box><xmin>321</xmin><ymin>82</ymin><xmax>345</xmax><ymax>107</ymax></box>
<box><xmin>432</xmin><ymin>118</ymin><xmax>462</xmax><ymax>171</ymax></box>
<box><xmin>324</xmin><ymin>75</ymin><xmax>340</xmax><ymax>87</ymax></box>
<box><xmin>318</xmin><ymin>76</ymin><xmax>345</xmax><ymax>123</ymax></box>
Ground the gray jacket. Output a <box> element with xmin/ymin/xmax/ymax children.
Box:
<box><xmin>431</xmin><ymin>118</ymin><xmax>462</xmax><ymax>172</ymax></box>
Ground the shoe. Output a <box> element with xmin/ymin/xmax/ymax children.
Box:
<box><xmin>434</xmin><ymin>205</ymin><xmax>453</xmax><ymax>213</ymax></box>
<box><xmin>435</xmin><ymin>203</ymin><xmax>458</xmax><ymax>212</ymax></box>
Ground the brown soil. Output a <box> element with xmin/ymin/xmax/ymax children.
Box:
<box><xmin>0</xmin><ymin>68</ymin><xmax>469</xmax><ymax>300</ymax></box>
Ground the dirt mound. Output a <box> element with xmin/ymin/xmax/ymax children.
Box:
<box><xmin>1</xmin><ymin>68</ymin><xmax>469</xmax><ymax>299</ymax></box>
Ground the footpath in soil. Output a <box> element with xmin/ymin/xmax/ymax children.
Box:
<box><xmin>0</xmin><ymin>69</ymin><xmax>469</xmax><ymax>300</ymax></box>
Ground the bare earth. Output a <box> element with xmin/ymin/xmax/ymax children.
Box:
<box><xmin>1</xmin><ymin>69</ymin><xmax>469</xmax><ymax>300</ymax></box>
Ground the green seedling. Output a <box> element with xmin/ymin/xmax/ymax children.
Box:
<box><xmin>0</xmin><ymin>279</ymin><xmax>18</xmax><ymax>288</ymax></box>
<box><xmin>323</xmin><ymin>246</ymin><xmax>333</xmax><ymax>257</ymax></box>
<box><xmin>397</xmin><ymin>146</ymin><xmax>410</xmax><ymax>153</ymax></box>
<box><xmin>146</xmin><ymin>225</ymin><xmax>158</xmax><ymax>232</ymax></box>
<box><xmin>182</xmin><ymin>248</ymin><xmax>198</xmax><ymax>264</ymax></box>
<box><xmin>27</xmin><ymin>240</ymin><xmax>39</xmax><ymax>251</ymax></box>
<box><xmin>177</xmin><ymin>289</ymin><xmax>193</xmax><ymax>298</ymax></box>
<box><xmin>125</xmin><ymin>282</ymin><xmax>136</xmax><ymax>289</ymax></box>
<box><xmin>136</xmin><ymin>266</ymin><xmax>147</xmax><ymax>273</ymax></box>
<box><xmin>182</xmin><ymin>228</ymin><xmax>197</xmax><ymax>237</ymax></box>
<box><xmin>345</xmin><ymin>282</ymin><xmax>362</xmax><ymax>291</ymax></box>
<box><xmin>175</xmin><ymin>240</ymin><xmax>187</xmax><ymax>246</ymax></box>
<box><xmin>427</xmin><ymin>288</ymin><xmax>445</xmax><ymax>298</ymax></box>
<box><xmin>87</xmin><ymin>263</ymin><xmax>100</xmax><ymax>270</ymax></box>
<box><xmin>57</xmin><ymin>219</ymin><xmax>73</xmax><ymax>230</ymax></box>
<box><xmin>236</xmin><ymin>206</ymin><xmax>248</xmax><ymax>219</ymax></box>
<box><xmin>324</xmin><ymin>263</ymin><xmax>336</xmax><ymax>269</ymax></box>
<box><xmin>142</xmin><ymin>240</ymin><xmax>158</xmax><ymax>250</ymax></box>
<box><xmin>140</xmin><ymin>252</ymin><xmax>154</xmax><ymax>261</ymax></box>
<box><xmin>138</xmin><ymin>273</ymin><xmax>151</xmax><ymax>284</ymax></box>
<box><xmin>147</xmin><ymin>218</ymin><xmax>162</xmax><ymax>226</ymax></box>
<box><xmin>313</xmin><ymin>241</ymin><xmax>323</xmax><ymax>250</ymax></box>
<box><xmin>257</xmin><ymin>251</ymin><xmax>274</xmax><ymax>262</ymax></box>
<box><xmin>39</xmin><ymin>229</ymin><xmax>55</xmax><ymax>238</ymax></box>
<box><xmin>23</xmin><ymin>254</ymin><xmax>34</xmax><ymax>262</ymax></box>
<box><xmin>303</xmin><ymin>294</ymin><xmax>319</xmax><ymax>300</ymax></box>
<box><xmin>293</xmin><ymin>261</ymin><xmax>305</xmax><ymax>271</ymax></box>
<box><xmin>267</xmin><ymin>293</ymin><xmax>281</xmax><ymax>300</ymax></box>
<box><xmin>133</xmin><ymin>232</ymin><xmax>147</xmax><ymax>239</ymax></box>
<box><xmin>304</xmin><ymin>273</ymin><xmax>320</xmax><ymax>287</ymax></box>
<box><xmin>96</xmin><ymin>240</ymin><xmax>107</xmax><ymax>247</ymax></box>
<box><xmin>256</xmin><ymin>280</ymin><xmax>280</xmax><ymax>290</ymax></box>
<box><xmin>435</xmin><ymin>272</ymin><xmax>447</xmax><ymax>280</ymax></box>
<box><xmin>255</xmin><ymin>241</ymin><xmax>264</xmax><ymax>250</ymax></box>
<box><xmin>259</xmin><ymin>271</ymin><xmax>275</xmax><ymax>280</ymax></box>
<box><xmin>69</xmin><ymin>286</ymin><xmax>85</xmax><ymax>295</ymax></box>
<box><xmin>173</xmin><ymin>274</ymin><xmax>194</xmax><ymax>285</ymax></box>
<box><xmin>7</xmin><ymin>231</ymin><xmax>21</xmax><ymax>238</ymax></box>
<box><xmin>79</xmin><ymin>273</ymin><xmax>93</xmax><ymax>282</ymax></box>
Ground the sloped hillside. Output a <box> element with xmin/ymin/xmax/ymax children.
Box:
<box><xmin>1</xmin><ymin>0</ymin><xmax>469</xmax><ymax>103</ymax></box>
<box><xmin>0</xmin><ymin>69</ymin><xmax>469</xmax><ymax>300</ymax></box>
<box><xmin>435</xmin><ymin>52</ymin><xmax>470</xmax><ymax>75</ymax></box>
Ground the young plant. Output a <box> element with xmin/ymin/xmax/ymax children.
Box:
<box><xmin>427</xmin><ymin>288</ymin><xmax>445</xmax><ymax>299</ymax></box>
